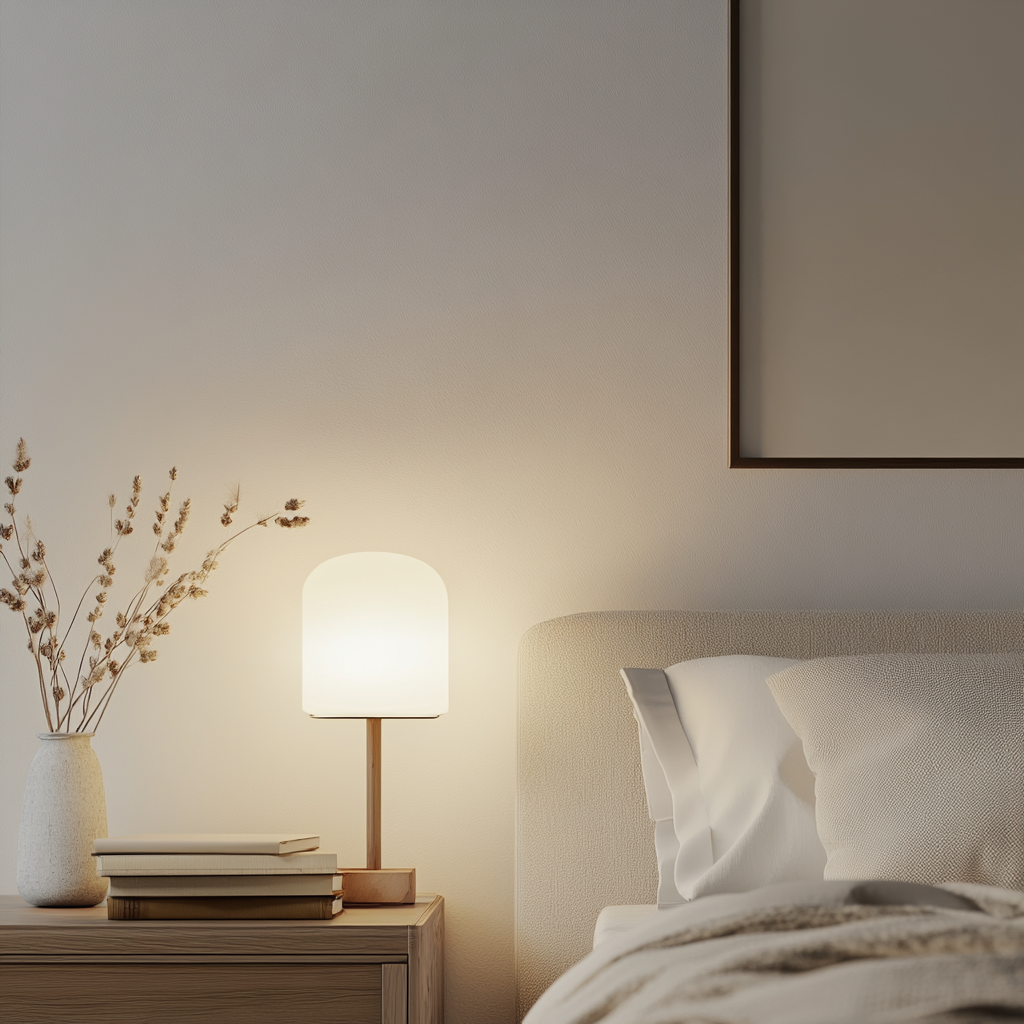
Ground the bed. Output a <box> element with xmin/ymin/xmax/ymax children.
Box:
<box><xmin>515</xmin><ymin>610</ymin><xmax>1024</xmax><ymax>1022</ymax></box>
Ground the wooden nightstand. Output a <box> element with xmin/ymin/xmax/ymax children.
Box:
<box><xmin>0</xmin><ymin>893</ymin><xmax>443</xmax><ymax>1024</ymax></box>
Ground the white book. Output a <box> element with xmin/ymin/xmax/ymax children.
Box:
<box><xmin>96</xmin><ymin>851</ymin><xmax>338</xmax><ymax>876</ymax></box>
<box><xmin>93</xmin><ymin>833</ymin><xmax>320</xmax><ymax>855</ymax></box>
<box><xmin>108</xmin><ymin>874</ymin><xmax>345</xmax><ymax>897</ymax></box>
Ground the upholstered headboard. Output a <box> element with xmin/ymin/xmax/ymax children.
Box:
<box><xmin>515</xmin><ymin>609</ymin><xmax>1024</xmax><ymax>1019</ymax></box>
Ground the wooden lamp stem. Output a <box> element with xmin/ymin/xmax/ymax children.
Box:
<box><xmin>343</xmin><ymin>717</ymin><xmax>415</xmax><ymax>905</ymax></box>
<box><xmin>367</xmin><ymin>718</ymin><xmax>382</xmax><ymax>870</ymax></box>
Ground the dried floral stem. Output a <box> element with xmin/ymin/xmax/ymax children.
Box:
<box><xmin>0</xmin><ymin>546</ymin><xmax>54</xmax><ymax>731</ymax></box>
<box><xmin>1</xmin><ymin>441</ymin><xmax>308</xmax><ymax>733</ymax></box>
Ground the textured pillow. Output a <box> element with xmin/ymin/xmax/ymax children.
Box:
<box><xmin>624</xmin><ymin>656</ymin><xmax>826</xmax><ymax>904</ymax></box>
<box><xmin>767</xmin><ymin>654</ymin><xmax>1024</xmax><ymax>890</ymax></box>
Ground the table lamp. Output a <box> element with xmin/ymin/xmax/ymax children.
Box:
<box><xmin>302</xmin><ymin>551</ymin><xmax>448</xmax><ymax>904</ymax></box>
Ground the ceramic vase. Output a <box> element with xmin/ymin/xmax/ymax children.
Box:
<box><xmin>17</xmin><ymin>732</ymin><xmax>109</xmax><ymax>907</ymax></box>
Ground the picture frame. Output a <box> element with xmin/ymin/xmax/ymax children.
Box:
<box><xmin>729</xmin><ymin>0</ymin><xmax>1024</xmax><ymax>468</ymax></box>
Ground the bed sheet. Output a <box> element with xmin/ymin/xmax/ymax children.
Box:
<box><xmin>592</xmin><ymin>904</ymin><xmax>660</xmax><ymax>948</ymax></box>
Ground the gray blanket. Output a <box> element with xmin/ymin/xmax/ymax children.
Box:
<box><xmin>524</xmin><ymin>880</ymin><xmax>1024</xmax><ymax>1024</ymax></box>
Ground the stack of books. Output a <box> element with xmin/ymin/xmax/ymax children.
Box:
<box><xmin>94</xmin><ymin>833</ymin><xmax>343</xmax><ymax>920</ymax></box>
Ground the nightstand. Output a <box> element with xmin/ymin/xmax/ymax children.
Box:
<box><xmin>0</xmin><ymin>893</ymin><xmax>443</xmax><ymax>1024</ymax></box>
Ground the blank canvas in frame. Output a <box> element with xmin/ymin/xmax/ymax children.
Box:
<box><xmin>731</xmin><ymin>0</ymin><xmax>1024</xmax><ymax>467</ymax></box>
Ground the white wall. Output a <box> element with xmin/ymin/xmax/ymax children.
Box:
<box><xmin>2</xmin><ymin>4</ymin><xmax>1022</xmax><ymax>1022</ymax></box>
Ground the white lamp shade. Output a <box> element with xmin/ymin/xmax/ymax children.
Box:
<box><xmin>302</xmin><ymin>552</ymin><xmax>448</xmax><ymax>718</ymax></box>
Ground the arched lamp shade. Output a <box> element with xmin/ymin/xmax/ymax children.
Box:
<box><xmin>302</xmin><ymin>552</ymin><xmax>448</xmax><ymax>719</ymax></box>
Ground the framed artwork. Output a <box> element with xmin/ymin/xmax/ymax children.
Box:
<box><xmin>729</xmin><ymin>0</ymin><xmax>1024</xmax><ymax>468</ymax></box>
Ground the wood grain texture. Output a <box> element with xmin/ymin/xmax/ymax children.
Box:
<box><xmin>0</xmin><ymin>895</ymin><xmax>438</xmax><ymax>957</ymax></box>
<box><xmin>0</xmin><ymin>895</ymin><xmax>443</xmax><ymax>1023</ymax></box>
<box><xmin>382</xmin><ymin>963</ymin><xmax>409</xmax><ymax>1024</ymax></box>
<box><xmin>409</xmin><ymin>896</ymin><xmax>444</xmax><ymax>1024</ymax></box>
<box><xmin>344</xmin><ymin>869</ymin><xmax>416</xmax><ymax>905</ymax></box>
<box><xmin>368</xmin><ymin>718</ymin><xmax>382</xmax><ymax>870</ymax></box>
<box><xmin>2</xmin><ymin>963</ymin><xmax>381</xmax><ymax>1024</ymax></box>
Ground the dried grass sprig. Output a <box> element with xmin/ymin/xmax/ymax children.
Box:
<box><xmin>0</xmin><ymin>440</ymin><xmax>309</xmax><ymax>733</ymax></box>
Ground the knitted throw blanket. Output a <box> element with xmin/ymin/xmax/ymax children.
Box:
<box><xmin>525</xmin><ymin>880</ymin><xmax>1024</xmax><ymax>1024</ymax></box>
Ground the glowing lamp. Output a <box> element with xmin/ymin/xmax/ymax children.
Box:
<box><xmin>302</xmin><ymin>552</ymin><xmax>448</xmax><ymax>904</ymax></box>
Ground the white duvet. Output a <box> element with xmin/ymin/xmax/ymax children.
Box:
<box><xmin>525</xmin><ymin>880</ymin><xmax>1024</xmax><ymax>1024</ymax></box>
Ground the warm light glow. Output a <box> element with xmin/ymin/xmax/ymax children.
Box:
<box><xmin>302</xmin><ymin>552</ymin><xmax>448</xmax><ymax>718</ymax></box>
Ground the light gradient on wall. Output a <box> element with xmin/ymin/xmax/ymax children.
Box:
<box><xmin>2</xmin><ymin>4</ymin><xmax>1022</xmax><ymax>1023</ymax></box>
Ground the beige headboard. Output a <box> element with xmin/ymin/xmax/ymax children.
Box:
<box><xmin>515</xmin><ymin>609</ymin><xmax>1024</xmax><ymax>1019</ymax></box>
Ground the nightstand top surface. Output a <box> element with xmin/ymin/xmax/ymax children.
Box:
<box><xmin>0</xmin><ymin>893</ymin><xmax>443</xmax><ymax>957</ymax></box>
<box><xmin>0</xmin><ymin>894</ymin><xmax>438</xmax><ymax>927</ymax></box>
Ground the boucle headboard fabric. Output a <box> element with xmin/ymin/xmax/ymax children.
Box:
<box><xmin>515</xmin><ymin>609</ymin><xmax>1024</xmax><ymax>1020</ymax></box>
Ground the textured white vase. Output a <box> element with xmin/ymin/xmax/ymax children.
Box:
<box><xmin>17</xmin><ymin>732</ymin><xmax>110</xmax><ymax>907</ymax></box>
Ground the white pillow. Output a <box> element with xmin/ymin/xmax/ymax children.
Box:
<box><xmin>623</xmin><ymin>667</ymin><xmax>711</xmax><ymax>906</ymax></box>
<box><xmin>767</xmin><ymin>654</ymin><xmax>1024</xmax><ymax>889</ymax></box>
<box><xmin>624</xmin><ymin>656</ymin><xmax>826</xmax><ymax>903</ymax></box>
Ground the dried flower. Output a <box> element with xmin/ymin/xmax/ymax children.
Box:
<box><xmin>275</xmin><ymin>516</ymin><xmax>310</xmax><ymax>528</ymax></box>
<box><xmin>3</xmin><ymin>439</ymin><xmax>308</xmax><ymax>733</ymax></box>
<box><xmin>144</xmin><ymin>556</ymin><xmax>168</xmax><ymax>583</ymax></box>
<box><xmin>13</xmin><ymin>439</ymin><xmax>30</xmax><ymax>474</ymax></box>
<box><xmin>221</xmin><ymin>487</ymin><xmax>240</xmax><ymax>527</ymax></box>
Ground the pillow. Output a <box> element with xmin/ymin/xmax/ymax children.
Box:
<box><xmin>623</xmin><ymin>667</ymin><xmax>710</xmax><ymax>906</ymax></box>
<box><xmin>767</xmin><ymin>654</ymin><xmax>1024</xmax><ymax>890</ymax></box>
<box><xmin>631</xmin><ymin>692</ymin><xmax>685</xmax><ymax>906</ymax></box>
<box><xmin>623</xmin><ymin>656</ymin><xmax>826</xmax><ymax>904</ymax></box>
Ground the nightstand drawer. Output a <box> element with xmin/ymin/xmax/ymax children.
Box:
<box><xmin>0</xmin><ymin>894</ymin><xmax>440</xmax><ymax>1024</ymax></box>
<box><xmin>3</xmin><ymin>961</ymin><xmax>409</xmax><ymax>1024</ymax></box>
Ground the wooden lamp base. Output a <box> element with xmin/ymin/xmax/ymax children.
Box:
<box><xmin>352</xmin><ymin>719</ymin><xmax>415</xmax><ymax>905</ymax></box>
<box><xmin>342</xmin><ymin>867</ymin><xmax>417</xmax><ymax>905</ymax></box>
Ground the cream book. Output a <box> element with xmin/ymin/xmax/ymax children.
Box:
<box><xmin>93</xmin><ymin>833</ymin><xmax>320</xmax><ymax>855</ymax></box>
<box><xmin>96</xmin><ymin>851</ymin><xmax>338</xmax><ymax>876</ymax></box>
<box><xmin>108</xmin><ymin>874</ymin><xmax>344</xmax><ymax>897</ymax></box>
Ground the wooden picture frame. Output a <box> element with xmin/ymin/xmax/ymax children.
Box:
<box><xmin>729</xmin><ymin>0</ymin><xmax>1024</xmax><ymax>468</ymax></box>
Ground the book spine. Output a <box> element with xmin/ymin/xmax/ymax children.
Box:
<box><xmin>108</xmin><ymin>875</ymin><xmax>344</xmax><ymax>898</ymax></box>
<box><xmin>94</xmin><ymin>838</ymin><xmax>320</xmax><ymax>855</ymax></box>
<box><xmin>107</xmin><ymin>896</ymin><xmax>341</xmax><ymax>921</ymax></box>
<box><xmin>97</xmin><ymin>853</ymin><xmax>337</xmax><ymax>875</ymax></box>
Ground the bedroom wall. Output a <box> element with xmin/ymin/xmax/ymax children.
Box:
<box><xmin>2</xmin><ymin>3</ymin><xmax>1021</xmax><ymax>1022</ymax></box>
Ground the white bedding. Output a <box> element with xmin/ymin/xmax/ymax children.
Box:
<box><xmin>592</xmin><ymin>905</ymin><xmax>659</xmax><ymax>948</ymax></box>
<box><xmin>528</xmin><ymin>880</ymin><xmax>1024</xmax><ymax>1024</ymax></box>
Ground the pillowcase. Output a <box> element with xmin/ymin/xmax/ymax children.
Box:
<box><xmin>623</xmin><ymin>656</ymin><xmax>826</xmax><ymax>904</ymax></box>
<box><xmin>767</xmin><ymin>654</ymin><xmax>1024</xmax><ymax>890</ymax></box>
<box><xmin>624</xmin><ymin>667</ymin><xmax>709</xmax><ymax>906</ymax></box>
